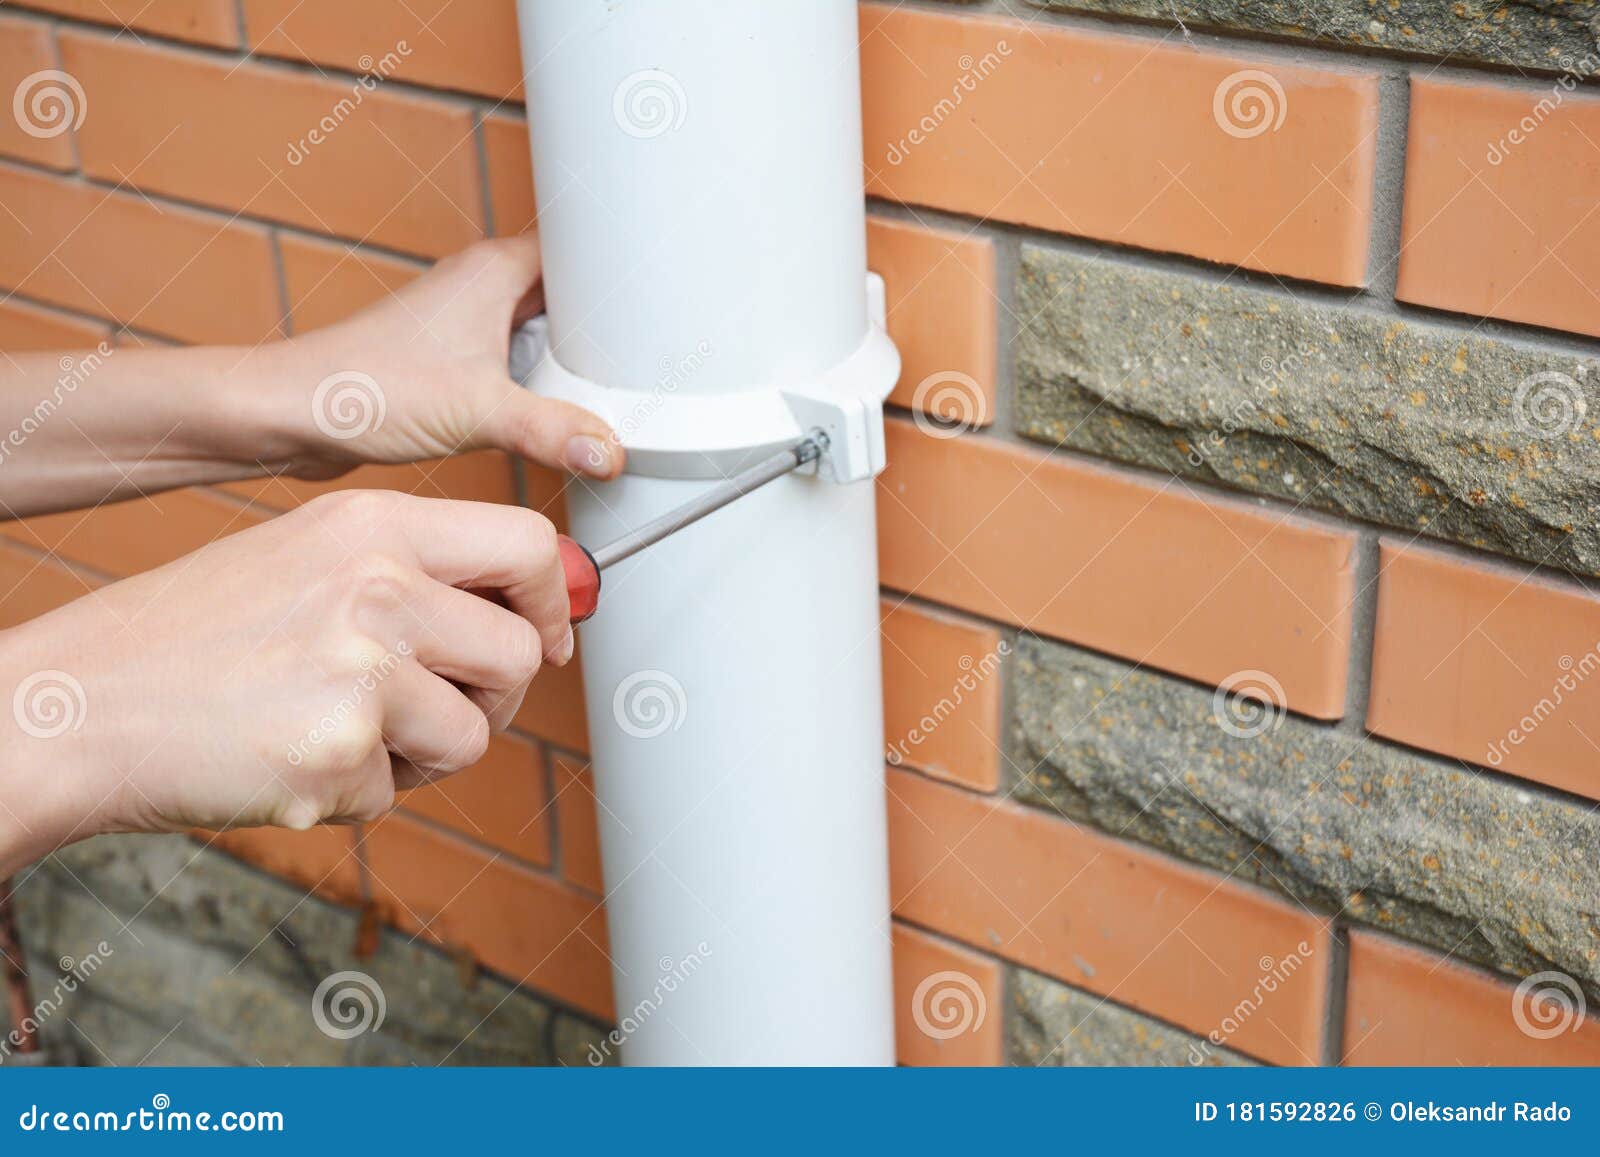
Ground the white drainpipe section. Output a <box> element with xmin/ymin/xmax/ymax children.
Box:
<box><xmin>513</xmin><ymin>1</ymin><xmax>897</xmax><ymax>1064</ymax></box>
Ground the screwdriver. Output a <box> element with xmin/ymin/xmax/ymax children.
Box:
<box><xmin>556</xmin><ymin>434</ymin><xmax>825</xmax><ymax>624</ymax></box>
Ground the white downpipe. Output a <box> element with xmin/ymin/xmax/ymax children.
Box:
<box><xmin>516</xmin><ymin>1</ymin><xmax>896</xmax><ymax>1064</ymax></box>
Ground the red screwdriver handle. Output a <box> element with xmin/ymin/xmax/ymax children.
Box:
<box><xmin>557</xmin><ymin>534</ymin><xmax>601</xmax><ymax>625</ymax></box>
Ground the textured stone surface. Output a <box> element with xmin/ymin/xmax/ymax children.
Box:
<box><xmin>5</xmin><ymin>834</ymin><xmax>607</xmax><ymax>1066</ymax></box>
<box><xmin>1011</xmin><ymin>638</ymin><xmax>1600</xmax><ymax>996</ymax></box>
<box><xmin>1025</xmin><ymin>0</ymin><xmax>1600</xmax><ymax>75</ymax></box>
<box><xmin>1015</xmin><ymin>245</ymin><xmax>1600</xmax><ymax>576</ymax></box>
<box><xmin>1008</xmin><ymin>967</ymin><xmax>1255</xmax><ymax>1066</ymax></box>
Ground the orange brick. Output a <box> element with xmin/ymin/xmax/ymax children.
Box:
<box><xmin>878</xmin><ymin>420</ymin><xmax>1355</xmax><ymax>719</ymax></box>
<box><xmin>551</xmin><ymin>753</ymin><xmax>603</xmax><ymax>894</ymax></box>
<box><xmin>9</xmin><ymin>1</ymin><xmax>237</xmax><ymax>48</ymax></box>
<box><xmin>276</xmin><ymin>232</ymin><xmax>422</xmax><ymax>334</ymax></box>
<box><xmin>0</xmin><ymin>298</ymin><xmax>110</xmax><ymax>351</ymax></box>
<box><xmin>0</xmin><ymin>15</ymin><xmax>76</xmax><ymax>169</ymax></box>
<box><xmin>243</xmin><ymin>0</ymin><xmax>521</xmax><ymax>101</ymax></box>
<box><xmin>60</xmin><ymin>32</ymin><xmax>485</xmax><ymax>258</ymax></box>
<box><xmin>867</xmin><ymin>216</ymin><xmax>996</xmax><ymax>426</ymax></box>
<box><xmin>881</xmin><ymin>598</ymin><xmax>1005</xmax><ymax>791</ymax></box>
<box><xmin>1398</xmin><ymin>78</ymin><xmax>1600</xmax><ymax>340</ymax></box>
<box><xmin>0</xmin><ymin>162</ymin><xmax>281</xmax><ymax>344</ymax></box>
<box><xmin>860</xmin><ymin>4</ymin><xmax>1377</xmax><ymax>287</ymax></box>
<box><xmin>202</xmin><ymin>824</ymin><xmax>363</xmax><ymax>905</ymax></box>
<box><xmin>893</xmin><ymin>922</ymin><xmax>1004</xmax><ymax>1066</ymax></box>
<box><xmin>1</xmin><ymin>487</ymin><xmax>266</xmax><ymax>577</ymax></box>
<box><xmin>1367</xmin><ymin>541</ymin><xmax>1600</xmax><ymax>800</ymax></box>
<box><xmin>399</xmin><ymin>732</ymin><xmax>551</xmax><ymax>866</ymax></box>
<box><xmin>483</xmin><ymin>115</ymin><xmax>536</xmax><ymax>237</ymax></box>
<box><xmin>512</xmin><ymin>652</ymin><xmax>588</xmax><ymax>754</ymax></box>
<box><xmin>888</xmin><ymin>768</ymin><xmax>1329</xmax><ymax>1065</ymax></box>
<box><xmin>0</xmin><ymin>540</ymin><xmax>96</xmax><ymax>626</ymax></box>
<box><xmin>1343</xmin><ymin>931</ymin><xmax>1600</xmax><ymax>1065</ymax></box>
<box><xmin>363</xmin><ymin>810</ymin><xmax>612</xmax><ymax>1018</ymax></box>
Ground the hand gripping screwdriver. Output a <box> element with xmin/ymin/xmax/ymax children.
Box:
<box><xmin>556</xmin><ymin>435</ymin><xmax>824</xmax><ymax>625</ymax></box>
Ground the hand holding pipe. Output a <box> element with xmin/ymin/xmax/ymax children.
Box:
<box><xmin>556</xmin><ymin>436</ymin><xmax>823</xmax><ymax>624</ymax></box>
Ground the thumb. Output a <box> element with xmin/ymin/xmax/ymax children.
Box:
<box><xmin>487</xmin><ymin>384</ymin><xmax>626</xmax><ymax>479</ymax></box>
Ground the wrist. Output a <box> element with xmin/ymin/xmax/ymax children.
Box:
<box><xmin>0</xmin><ymin>623</ymin><xmax>104</xmax><ymax>874</ymax></box>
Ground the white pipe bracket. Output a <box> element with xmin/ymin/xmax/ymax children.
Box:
<box><xmin>511</xmin><ymin>274</ymin><xmax>897</xmax><ymax>484</ymax></box>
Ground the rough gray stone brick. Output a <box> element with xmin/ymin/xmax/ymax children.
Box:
<box><xmin>1015</xmin><ymin>244</ymin><xmax>1600</xmax><ymax>576</ymax></box>
<box><xmin>1008</xmin><ymin>966</ymin><xmax>1255</xmax><ymax>1066</ymax></box>
<box><xmin>7</xmin><ymin>834</ymin><xmax>575</xmax><ymax>1066</ymax></box>
<box><xmin>1011</xmin><ymin>637</ymin><xmax>1600</xmax><ymax>995</ymax></box>
<box><xmin>1025</xmin><ymin>0</ymin><xmax>1600</xmax><ymax>75</ymax></box>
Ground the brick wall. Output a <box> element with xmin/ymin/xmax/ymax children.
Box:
<box><xmin>0</xmin><ymin>0</ymin><xmax>1596</xmax><ymax>1066</ymax></box>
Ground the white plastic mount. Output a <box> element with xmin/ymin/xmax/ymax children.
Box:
<box><xmin>511</xmin><ymin>274</ymin><xmax>896</xmax><ymax>484</ymax></box>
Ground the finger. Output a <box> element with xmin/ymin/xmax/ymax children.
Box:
<box><xmin>511</xmin><ymin>281</ymin><xmax>545</xmax><ymax>327</ymax></box>
<box><xmin>484</xmin><ymin>385</ymin><xmax>625</xmax><ymax>480</ymax></box>
<box><xmin>387</xmin><ymin>498</ymin><xmax>575</xmax><ymax>666</ymax></box>
<box><xmin>384</xmin><ymin>576</ymin><xmax>540</xmax><ymax>732</ymax></box>
<box><xmin>380</xmin><ymin>660</ymin><xmax>491</xmax><ymax>776</ymax></box>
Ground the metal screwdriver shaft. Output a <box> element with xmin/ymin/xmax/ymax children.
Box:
<box><xmin>557</xmin><ymin>435</ymin><xmax>824</xmax><ymax>623</ymax></box>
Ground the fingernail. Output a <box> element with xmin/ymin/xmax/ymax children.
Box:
<box><xmin>564</xmin><ymin>435</ymin><xmax>613</xmax><ymax>477</ymax></box>
<box><xmin>554</xmin><ymin>625</ymin><xmax>575</xmax><ymax>666</ymax></box>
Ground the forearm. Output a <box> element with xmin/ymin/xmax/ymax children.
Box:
<box><xmin>0</xmin><ymin>340</ymin><xmax>312</xmax><ymax>519</ymax></box>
